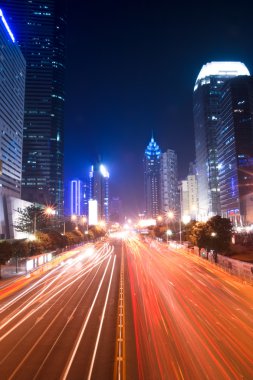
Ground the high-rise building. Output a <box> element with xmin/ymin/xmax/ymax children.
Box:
<box><xmin>3</xmin><ymin>0</ymin><xmax>67</xmax><ymax>215</ymax></box>
<box><xmin>193</xmin><ymin>62</ymin><xmax>250</xmax><ymax>220</ymax></box>
<box><xmin>144</xmin><ymin>137</ymin><xmax>161</xmax><ymax>218</ymax></box>
<box><xmin>110</xmin><ymin>197</ymin><xmax>123</xmax><ymax>223</ymax></box>
<box><xmin>70</xmin><ymin>179</ymin><xmax>82</xmax><ymax>216</ymax></box>
<box><xmin>160</xmin><ymin>148</ymin><xmax>178</xmax><ymax>214</ymax></box>
<box><xmin>218</xmin><ymin>75</ymin><xmax>253</xmax><ymax>225</ymax></box>
<box><xmin>0</xmin><ymin>8</ymin><xmax>26</xmax><ymax>238</ymax></box>
<box><xmin>89</xmin><ymin>163</ymin><xmax>109</xmax><ymax>222</ymax></box>
<box><xmin>179</xmin><ymin>174</ymin><xmax>198</xmax><ymax>220</ymax></box>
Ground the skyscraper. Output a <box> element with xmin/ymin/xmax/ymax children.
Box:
<box><xmin>218</xmin><ymin>75</ymin><xmax>253</xmax><ymax>225</ymax></box>
<box><xmin>193</xmin><ymin>62</ymin><xmax>250</xmax><ymax>220</ymax></box>
<box><xmin>89</xmin><ymin>163</ymin><xmax>109</xmax><ymax>222</ymax></box>
<box><xmin>144</xmin><ymin>137</ymin><xmax>161</xmax><ymax>218</ymax></box>
<box><xmin>3</xmin><ymin>0</ymin><xmax>67</xmax><ymax>215</ymax></box>
<box><xmin>160</xmin><ymin>148</ymin><xmax>178</xmax><ymax>214</ymax></box>
<box><xmin>70</xmin><ymin>179</ymin><xmax>82</xmax><ymax>216</ymax></box>
<box><xmin>0</xmin><ymin>9</ymin><xmax>26</xmax><ymax>238</ymax></box>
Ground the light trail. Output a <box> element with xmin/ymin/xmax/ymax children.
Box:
<box><xmin>0</xmin><ymin>245</ymin><xmax>114</xmax><ymax>341</ymax></box>
<box><xmin>0</xmin><ymin>254</ymin><xmax>104</xmax><ymax>368</ymax></box>
<box><xmin>87</xmin><ymin>254</ymin><xmax>116</xmax><ymax>380</ymax></box>
<box><xmin>125</xmin><ymin>235</ymin><xmax>253</xmax><ymax>380</ymax></box>
<box><xmin>60</xmin><ymin>252</ymin><xmax>114</xmax><ymax>380</ymax></box>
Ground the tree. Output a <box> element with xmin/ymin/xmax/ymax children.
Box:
<box><xmin>0</xmin><ymin>241</ymin><xmax>13</xmax><ymax>278</ymax></box>
<box><xmin>206</xmin><ymin>215</ymin><xmax>232</xmax><ymax>254</ymax></box>
<box><xmin>14</xmin><ymin>205</ymin><xmax>50</xmax><ymax>234</ymax></box>
<box><xmin>188</xmin><ymin>216</ymin><xmax>232</xmax><ymax>255</ymax></box>
<box><xmin>11</xmin><ymin>240</ymin><xmax>30</xmax><ymax>273</ymax></box>
<box><xmin>188</xmin><ymin>222</ymin><xmax>210</xmax><ymax>252</ymax></box>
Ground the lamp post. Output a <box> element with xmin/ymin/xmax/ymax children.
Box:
<box><xmin>180</xmin><ymin>214</ymin><xmax>191</xmax><ymax>245</ymax></box>
<box><xmin>166</xmin><ymin>229</ymin><xmax>172</xmax><ymax>243</ymax></box>
<box><xmin>81</xmin><ymin>216</ymin><xmax>89</xmax><ymax>234</ymax></box>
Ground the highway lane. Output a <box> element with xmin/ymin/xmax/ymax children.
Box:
<box><xmin>0</xmin><ymin>242</ymin><xmax>121</xmax><ymax>380</ymax></box>
<box><xmin>125</xmin><ymin>236</ymin><xmax>253</xmax><ymax>380</ymax></box>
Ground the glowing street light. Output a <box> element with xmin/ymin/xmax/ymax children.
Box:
<box><xmin>157</xmin><ymin>215</ymin><xmax>163</xmax><ymax>223</ymax></box>
<box><xmin>167</xmin><ymin>211</ymin><xmax>174</xmax><ymax>220</ymax></box>
<box><xmin>179</xmin><ymin>214</ymin><xmax>190</xmax><ymax>245</ymax></box>
<box><xmin>44</xmin><ymin>206</ymin><xmax>55</xmax><ymax>216</ymax></box>
<box><xmin>166</xmin><ymin>229</ymin><xmax>173</xmax><ymax>243</ymax></box>
<box><xmin>182</xmin><ymin>215</ymin><xmax>191</xmax><ymax>225</ymax></box>
<box><xmin>98</xmin><ymin>220</ymin><xmax>106</xmax><ymax>229</ymax></box>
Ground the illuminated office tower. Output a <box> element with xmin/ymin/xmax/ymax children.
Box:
<box><xmin>193</xmin><ymin>62</ymin><xmax>250</xmax><ymax>220</ymax></box>
<box><xmin>70</xmin><ymin>179</ymin><xmax>82</xmax><ymax>216</ymax></box>
<box><xmin>218</xmin><ymin>75</ymin><xmax>253</xmax><ymax>224</ymax></box>
<box><xmin>0</xmin><ymin>9</ymin><xmax>26</xmax><ymax>238</ymax></box>
<box><xmin>89</xmin><ymin>163</ymin><xmax>109</xmax><ymax>222</ymax></box>
<box><xmin>144</xmin><ymin>137</ymin><xmax>161</xmax><ymax>218</ymax></box>
<box><xmin>3</xmin><ymin>0</ymin><xmax>67</xmax><ymax>215</ymax></box>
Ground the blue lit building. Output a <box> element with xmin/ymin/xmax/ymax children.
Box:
<box><xmin>3</xmin><ymin>0</ymin><xmax>67</xmax><ymax>215</ymax></box>
<box><xmin>144</xmin><ymin>137</ymin><xmax>161</xmax><ymax>218</ymax></box>
<box><xmin>70</xmin><ymin>179</ymin><xmax>82</xmax><ymax>216</ymax></box>
<box><xmin>0</xmin><ymin>9</ymin><xmax>26</xmax><ymax>238</ymax></box>
<box><xmin>89</xmin><ymin>163</ymin><xmax>109</xmax><ymax>222</ymax></box>
<box><xmin>218</xmin><ymin>75</ymin><xmax>253</xmax><ymax>225</ymax></box>
<box><xmin>193</xmin><ymin>62</ymin><xmax>250</xmax><ymax>220</ymax></box>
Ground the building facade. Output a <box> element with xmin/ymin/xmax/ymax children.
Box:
<box><xmin>144</xmin><ymin>137</ymin><xmax>161</xmax><ymax>218</ymax></box>
<box><xmin>0</xmin><ymin>8</ymin><xmax>26</xmax><ymax>238</ymax></box>
<box><xmin>110</xmin><ymin>197</ymin><xmax>123</xmax><ymax>223</ymax></box>
<box><xmin>218</xmin><ymin>76</ymin><xmax>253</xmax><ymax>225</ymax></box>
<box><xmin>160</xmin><ymin>148</ymin><xmax>178</xmax><ymax>214</ymax></box>
<box><xmin>193</xmin><ymin>62</ymin><xmax>250</xmax><ymax>220</ymax></box>
<box><xmin>89</xmin><ymin>163</ymin><xmax>109</xmax><ymax>222</ymax></box>
<box><xmin>179</xmin><ymin>174</ymin><xmax>198</xmax><ymax>220</ymax></box>
<box><xmin>3</xmin><ymin>0</ymin><xmax>67</xmax><ymax>215</ymax></box>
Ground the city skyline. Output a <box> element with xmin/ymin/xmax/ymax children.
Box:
<box><xmin>64</xmin><ymin>0</ymin><xmax>253</xmax><ymax>215</ymax></box>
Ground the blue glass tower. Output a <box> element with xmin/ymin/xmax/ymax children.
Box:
<box><xmin>0</xmin><ymin>9</ymin><xmax>26</xmax><ymax>238</ymax></box>
<box><xmin>144</xmin><ymin>137</ymin><xmax>161</xmax><ymax>218</ymax></box>
<box><xmin>193</xmin><ymin>62</ymin><xmax>250</xmax><ymax>220</ymax></box>
<box><xmin>2</xmin><ymin>0</ymin><xmax>67</xmax><ymax>215</ymax></box>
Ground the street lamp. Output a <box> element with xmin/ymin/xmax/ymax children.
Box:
<box><xmin>81</xmin><ymin>216</ymin><xmax>89</xmax><ymax>234</ymax></box>
<box><xmin>180</xmin><ymin>214</ymin><xmax>191</xmax><ymax>245</ymax></box>
<box><xmin>167</xmin><ymin>211</ymin><xmax>174</xmax><ymax>220</ymax></box>
<box><xmin>166</xmin><ymin>229</ymin><xmax>173</xmax><ymax>243</ymax></box>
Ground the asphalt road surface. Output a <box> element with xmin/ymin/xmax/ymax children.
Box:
<box><xmin>1</xmin><ymin>235</ymin><xmax>253</xmax><ymax>380</ymax></box>
<box><xmin>125</xmin><ymin>236</ymin><xmax>253</xmax><ymax>380</ymax></box>
<box><xmin>0</xmin><ymin>242</ymin><xmax>122</xmax><ymax>380</ymax></box>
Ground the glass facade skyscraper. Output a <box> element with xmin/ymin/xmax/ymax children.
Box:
<box><xmin>0</xmin><ymin>9</ymin><xmax>25</xmax><ymax>238</ymax></box>
<box><xmin>3</xmin><ymin>0</ymin><xmax>66</xmax><ymax>215</ymax></box>
<box><xmin>144</xmin><ymin>137</ymin><xmax>161</xmax><ymax>218</ymax></box>
<box><xmin>193</xmin><ymin>62</ymin><xmax>250</xmax><ymax>220</ymax></box>
<box><xmin>218</xmin><ymin>76</ymin><xmax>253</xmax><ymax>224</ymax></box>
<box><xmin>0</xmin><ymin>9</ymin><xmax>25</xmax><ymax>198</ymax></box>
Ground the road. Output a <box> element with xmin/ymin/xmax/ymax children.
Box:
<box><xmin>0</xmin><ymin>242</ymin><xmax>122</xmax><ymax>380</ymax></box>
<box><xmin>1</xmin><ymin>235</ymin><xmax>253</xmax><ymax>380</ymax></box>
<box><xmin>126</xmin><ymin>236</ymin><xmax>253</xmax><ymax>380</ymax></box>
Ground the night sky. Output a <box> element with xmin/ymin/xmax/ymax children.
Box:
<box><xmin>65</xmin><ymin>0</ymin><xmax>253</xmax><ymax>216</ymax></box>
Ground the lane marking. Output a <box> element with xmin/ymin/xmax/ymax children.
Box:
<box><xmin>60</xmin><ymin>254</ymin><xmax>112</xmax><ymax>380</ymax></box>
<box><xmin>87</xmin><ymin>255</ymin><xmax>116</xmax><ymax>380</ymax></box>
<box><xmin>114</xmin><ymin>243</ymin><xmax>126</xmax><ymax>380</ymax></box>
